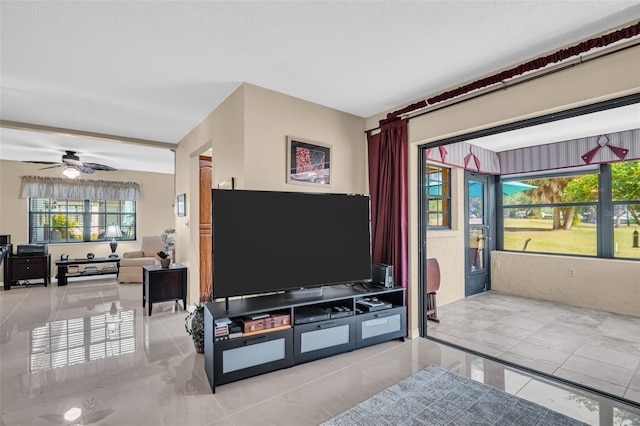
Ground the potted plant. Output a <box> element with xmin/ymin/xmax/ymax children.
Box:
<box><xmin>160</xmin><ymin>227</ymin><xmax>176</xmax><ymax>257</ymax></box>
<box><xmin>156</xmin><ymin>251</ymin><xmax>171</xmax><ymax>268</ymax></box>
<box><xmin>185</xmin><ymin>304</ymin><xmax>205</xmax><ymax>353</ymax></box>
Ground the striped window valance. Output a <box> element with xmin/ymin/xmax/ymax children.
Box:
<box><xmin>20</xmin><ymin>176</ymin><xmax>142</xmax><ymax>201</ymax></box>
<box><xmin>426</xmin><ymin>128</ymin><xmax>639</xmax><ymax>175</ymax></box>
<box><xmin>426</xmin><ymin>142</ymin><xmax>501</xmax><ymax>174</ymax></box>
<box><xmin>498</xmin><ymin>128</ymin><xmax>640</xmax><ymax>175</ymax></box>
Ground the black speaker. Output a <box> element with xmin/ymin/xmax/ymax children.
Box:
<box><xmin>372</xmin><ymin>264</ymin><xmax>393</xmax><ymax>288</ymax></box>
<box><xmin>0</xmin><ymin>235</ymin><xmax>10</xmax><ymax>245</ymax></box>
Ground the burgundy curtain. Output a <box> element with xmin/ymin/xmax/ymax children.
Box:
<box><xmin>367</xmin><ymin>118</ymin><xmax>408</xmax><ymax>291</ymax></box>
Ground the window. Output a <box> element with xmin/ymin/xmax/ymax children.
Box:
<box><xmin>29</xmin><ymin>198</ymin><xmax>136</xmax><ymax>243</ymax></box>
<box><xmin>611</xmin><ymin>160</ymin><xmax>640</xmax><ymax>259</ymax></box>
<box><xmin>424</xmin><ymin>164</ymin><xmax>451</xmax><ymax>228</ymax></box>
<box><xmin>500</xmin><ymin>160</ymin><xmax>639</xmax><ymax>259</ymax></box>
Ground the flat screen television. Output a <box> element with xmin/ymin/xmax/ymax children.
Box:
<box><xmin>211</xmin><ymin>189</ymin><xmax>372</xmax><ymax>299</ymax></box>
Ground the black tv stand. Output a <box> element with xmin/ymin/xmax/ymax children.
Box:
<box><xmin>204</xmin><ymin>286</ymin><xmax>406</xmax><ymax>393</ymax></box>
<box><xmin>284</xmin><ymin>286</ymin><xmax>324</xmax><ymax>299</ymax></box>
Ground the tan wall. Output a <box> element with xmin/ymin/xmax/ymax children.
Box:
<box><xmin>491</xmin><ymin>251</ymin><xmax>640</xmax><ymax>317</ymax></box>
<box><xmin>0</xmin><ymin>159</ymin><xmax>174</xmax><ymax>283</ymax></box>
<box><xmin>174</xmin><ymin>85</ymin><xmax>246</xmax><ymax>304</ymax></box>
<box><xmin>174</xmin><ymin>83</ymin><xmax>366</xmax><ymax>304</ymax></box>
<box><xmin>425</xmin><ymin>167</ymin><xmax>465</xmax><ymax>307</ymax></box>
<box><xmin>394</xmin><ymin>44</ymin><xmax>640</xmax><ymax>338</ymax></box>
<box><xmin>243</xmin><ymin>84</ymin><xmax>366</xmax><ymax>193</ymax></box>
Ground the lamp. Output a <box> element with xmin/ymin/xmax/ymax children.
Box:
<box><xmin>62</xmin><ymin>166</ymin><xmax>80</xmax><ymax>179</ymax></box>
<box><xmin>104</xmin><ymin>224</ymin><xmax>122</xmax><ymax>258</ymax></box>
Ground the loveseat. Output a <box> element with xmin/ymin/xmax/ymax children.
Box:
<box><xmin>117</xmin><ymin>236</ymin><xmax>164</xmax><ymax>283</ymax></box>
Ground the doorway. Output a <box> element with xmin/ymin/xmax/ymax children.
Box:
<box><xmin>464</xmin><ymin>171</ymin><xmax>495</xmax><ymax>297</ymax></box>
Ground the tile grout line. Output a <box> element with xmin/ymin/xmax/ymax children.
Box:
<box><xmin>0</xmin><ymin>288</ymin><xmax>32</xmax><ymax>328</ymax></box>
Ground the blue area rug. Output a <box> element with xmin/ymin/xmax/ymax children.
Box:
<box><xmin>321</xmin><ymin>364</ymin><xmax>587</xmax><ymax>426</ymax></box>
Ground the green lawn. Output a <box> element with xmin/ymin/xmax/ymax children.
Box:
<box><xmin>503</xmin><ymin>218</ymin><xmax>640</xmax><ymax>259</ymax></box>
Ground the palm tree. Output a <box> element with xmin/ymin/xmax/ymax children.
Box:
<box><xmin>527</xmin><ymin>177</ymin><xmax>574</xmax><ymax>230</ymax></box>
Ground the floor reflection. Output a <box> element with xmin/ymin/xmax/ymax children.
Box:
<box><xmin>38</xmin><ymin>397</ymin><xmax>115</xmax><ymax>425</ymax></box>
<box><xmin>29</xmin><ymin>306</ymin><xmax>135</xmax><ymax>374</ymax></box>
<box><xmin>427</xmin><ymin>291</ymin><xmax>640</xmax><ymax>403</ymax></box>
<box><xmin>464</xmin><ymin>356</ymin><xmax>640</xmax><ymax>425</ymax></box>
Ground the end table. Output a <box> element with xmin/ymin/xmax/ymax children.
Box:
<box><xmin>143</xmin><ymin>263</ymin><xmax>187</xmax><ymax>316</ymax></box>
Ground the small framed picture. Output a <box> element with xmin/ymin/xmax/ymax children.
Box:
<box><xmin>217</xmin><ymin>178</ymin><xmax>235</xmax><ymax>190</ymax></box>
<box><xmin>176</xmin><ymin>194</ymin><xmax>186</xmax><ymax>217</ymax></box>
<box><xmin>286</xmin><ymin>136</ymin><xmax>331</xmax><ymax>187</ymax></box>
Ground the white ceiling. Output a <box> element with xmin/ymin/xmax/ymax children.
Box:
<box><xmin>1</xmin><ymin>1</ymin><xmax>639</xmax><ymax>174</ymax></box>
<box><xmin>469</xmin><ymin>103</ymin><xmax>640</xmax><ymax>152</ymax></box>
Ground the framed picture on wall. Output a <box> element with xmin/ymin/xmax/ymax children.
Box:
<box><xmin>176</xmin><ymin>194</ymin><xmax>186</xmax><ymax>217</ymax></box>
<box><xmin>217</xmin><ymin>178</ymin><xmax>235</xmax><ymax>190</ymax></box>
<box><xmin>286</xmin><ymin>136</ymin><xmax>331</xmax><ymax>187</ymax></box>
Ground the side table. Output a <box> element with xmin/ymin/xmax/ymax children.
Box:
<box><xmin>143</xmin><ymin>264</ymin><xmax>187</xmax><ymax>316</ymax></box>
<box><xmin>6</xmin><ymin>254</ymin><xmax>51</xmax><ymax>290</ymax></box>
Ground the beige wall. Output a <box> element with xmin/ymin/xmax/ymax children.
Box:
<box><xmin>492</xmin><ymin>252</ymin><xmax>640</xmax><ymax>317</ymax></box>
<box><xmin>174</xmin><ymin>83</ymin><xmax>366</xmax><ymax>304</ymax></box>
<box><xmin>425</xmin><ymin>166</ymin><xmax>465</xmax><ymax>306</ymax></box>
<box><xmin>0</xmin><ymin>159</ymin><xmax>174</xmax><ymax>283</ymax></box>
<box><xmin>243</xmin><ymin>84</ymin><xmax>366</xmax><ymax>193</ymax></box>
<box><xmin>174</xmin><ymin>85</ymin><xmax>246</xmax><ymax>302</ymax></box>
<box><xmin>386</xmin><ymin>44</ymin><xmax>640</xmax><ymax>338</ymax></box>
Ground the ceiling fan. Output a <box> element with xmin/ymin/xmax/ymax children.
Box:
<box><xmin>26</xmin><ymin>150</ymin><xmax>116</xmax><ymax>178</ymax></box>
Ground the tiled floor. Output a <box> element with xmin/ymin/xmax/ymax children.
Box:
<box><xmin>428</xmin><ymin>291</ymin><xmax>640</xmax><ymax>403</ymax></box>
<box><xmin>0</xmin><ymin>279</ymin><xmax>638</xmax><ymax>425</ymax></box>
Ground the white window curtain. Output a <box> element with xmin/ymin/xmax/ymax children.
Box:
<box><xmin>20</xmin><ymin>176</ymin><xmax>141</xmax><ymax>201</ymax></box>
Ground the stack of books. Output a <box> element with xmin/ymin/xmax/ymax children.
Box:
<box><xmin>214</xmin><ymin>317</ymin><xmax>243</xmax><ymax>341</ymax></box>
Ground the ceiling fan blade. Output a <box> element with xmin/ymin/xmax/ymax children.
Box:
<box><xmin>27</xmin><ymin>151</ymin><xmax>116</xmax><ymax>174</ymax></box>
<box><xmin>83</xmin><ymin>162</ymin><xmax>116</xmax><ymax>171</ymax></box>
<box><xmin>38</xmin><ymin>164</ymin><xmax>64</xmax><ymax>170</ymax></box>
<box><xmin>76</xmin><ymin>165</ymin><xmax>96</xmax><ymax>174</ymax></box>
<box><xmin>23</xmin><ymin>160</ymin><xmax>60</xmax><ymax>165</ymax></box>
<box><xmin>63</xmin><ymin>158</ymin><xmax>84</xmax><ymax>168</ymax></box>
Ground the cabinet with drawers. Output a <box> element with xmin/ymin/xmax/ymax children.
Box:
<box><xmin>204</xmin><ymin>286</ymin><xmax>406</xmax><ymax>393</ymax></box>
<box><xmin>5</xmin><ymin>254</ymin><xmax>51</xmax><ymax>290</ymax></box>
<box><xmin>143</xmin><ymin>264</ymin><xmax>187</xmax><ymax>316</ymax></box>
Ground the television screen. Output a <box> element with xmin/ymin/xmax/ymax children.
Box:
<box><xmin>212</xmin><ymin>189</ymin><xmax>372</xmax><ymax>299</ymax></box>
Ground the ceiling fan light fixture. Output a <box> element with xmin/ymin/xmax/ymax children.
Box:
<box><xmin>62</xmin><ymin>166</ymin><xmax>80</xmax><ymax>179</ymax></box>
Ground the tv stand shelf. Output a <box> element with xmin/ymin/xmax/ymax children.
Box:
<box><xmin>204</xmin><ymin>285</ymin><xmax>406</xmax><ymax>393</ymax></box>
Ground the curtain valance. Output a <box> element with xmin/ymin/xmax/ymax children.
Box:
<box><xmin>498</xmin><ymin>128</ymin><xmax>639</xmax><ymax>175</ymax></box>
<box><xmin>20</xmin><ymin>176</ymin><xmax>142</xmax><ymax>201</ymax></box>
<box><xmin>425</xmin><ymin>128</ymin><xmax>639</xmax><ymax>175</ymax></box>
<box><xmin>426</xmin><ymin>142</ymin><xmax>501</xmax><ymax>174</ymax></box>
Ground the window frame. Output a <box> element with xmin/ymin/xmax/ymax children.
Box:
<box><xmin>28</xmin><ymin>198</ymin><xmax>137</xmax><ymax>244</ymax></box>
<box><xmin>498</xmin><ymin>162</ymin><xmax>638</xmax><ymax>260</ymax></box>
<box><xmin>424</xmin><ymin>163</ymin><xmax>452</xmax><ymax>230</ymax></box>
